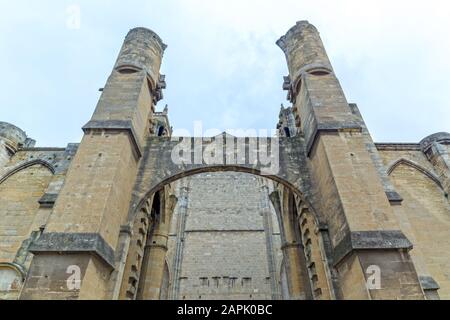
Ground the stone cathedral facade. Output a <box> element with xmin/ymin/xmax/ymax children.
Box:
<box><xmin>0</xmin><ymin>21</ymin><xmax>449</xmax><ymax>300</ymax></box>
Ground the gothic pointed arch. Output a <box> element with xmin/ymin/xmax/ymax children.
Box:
<box><xmin>387</xmin><ymin>158</ymin><xmax>443</xmax><ymax>190</ymax></box>
<box><xmin>0</xmin><ymin>159</ymin><xmax>55</xmax><ymax>185</ymax></box>
<box><xmin>130</xmin><ymin>165</ymin><xmax>323</xmax><ymax>228</ymax></box>
<box><xmin>0</xmin><ymin>159</ymin><xmax>54</xmax><ymax>299</ymax></box>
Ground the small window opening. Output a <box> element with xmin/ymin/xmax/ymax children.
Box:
<box><xmin>200</xmin><ymin>277</ymin><xmax>209</xmax><ymax>287</ymax></box>
<box><xmin>242</xmin><ymin>277</ymin><xmax>252</xmax><ymax>287</ymax></box>
<box><xmin>307</xmin><ymin>68</ymin><xmax>331</xmax><ymax>76</ymax></box>
<box><xmin>157</xmin><ymin>126</ymin><xmax>165</xmax><ymax>137</ymax></box>
<box><xmin>116</xmin><ymin>65</ymin><xmax>141</xmax><ymax>74</ymax></box>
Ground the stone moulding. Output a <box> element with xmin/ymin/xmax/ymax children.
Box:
<box><xmin>386</xmin><ymin>158</ymin><xmax>443</xmax><ymax>190</ymax></box>
<box><xmin>0</xmin><ymin>262</ymin><xmax>27</xmax><ymax>280</ymax></box>
<box><xmin>333</xmin><ymin>230</ymin><xmax>413</xmax><ymax>266</ymax></box>
<box><xmin>82</xmin><ymin>119</ymin><xmax>143</xmax><ymax>158</ymax></box>
<box><xmin>38</xmin><ymin>193</ymin><xmax>58</xmax><ymax>208</ymax></box>
<box><xmin>385</xmin><ymin>191</ymin><xmax>403</xmax><ymax>204</ymax></box>
<box><xmin>419</xmin><ymin>275</ymin><xmax>440</xmax><ymax>290</ymax></box>
<box><xmin>28</xmin><ymin>232</ymin><xmax>116</xmax><ymax>269</ymax></box>
<box><xmin>375</xmin><ymin>143</ymin><xmax>421</xmax><ymax>151</ymax></box>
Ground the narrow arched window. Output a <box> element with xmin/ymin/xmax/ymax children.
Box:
<box><xmin>157</xmin><ymin>126</ymin><xmax>165</xmax><ymax>137</ymax></box>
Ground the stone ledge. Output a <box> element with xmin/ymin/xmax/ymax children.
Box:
<box><xmin>385</xmin><ymin>191</ymin><xmax>403</xmax><ymax>204</ymax></box>
<box><xmin>419</xmin><ymin>275</ymin><xmax>440</xmax><ymax>290</ymax></box>
<box><xmin>333</xmin><ymin>230</ymin><xmax>413</xmax><ymax>266</ymax></box>
<box><xmin>29</xmin><ymin>233</ymin><xmax>115</xmax><ymax>269</ymax></box>
<box><xmin>120</xmin><ymin>225</ymin><xmax>133</xmax><ymax>236</ymax></box>
<box><xmin>19</xmin><ymin>147</ymin><xmax>67</xmax><ymax>152</ymax></box>
<box><xmin>374</xmin><ymin>143</ymin><xmax>421</xmax><ymax>151</ymax></box>
<box><xmin>38</xmin><ymin>193</ymin><xmax>58</xmax><ymax>208</ymax></box>
<box><xmin>82</xmin><ymin>120</ymin><xmax>142</xmax><ymax>158</ymax></box>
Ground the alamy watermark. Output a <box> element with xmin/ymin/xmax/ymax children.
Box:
<box><xmin>170</xmin><ymin>122</ymin><xmax>280</xmax><ymax>176</ymax></box>
<box><xmin>66</xmin><ymin>4</ymin><xmax>81</xmax><ymax>30</ymax></box>
<box><xmin>66</xmin><ymin>265</ymin><xmax>81</xmax><ymax>291</ymax></box>
<box><xmin>366</xmin><ymin>265</ymin><xmax>381</xmax><ymax>290</ymax></box>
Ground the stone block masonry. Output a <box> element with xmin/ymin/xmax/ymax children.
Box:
<box><xmin>166</xmin><ymin>172</ymin><xmax>284</xmax><ymax>300</ymax></box>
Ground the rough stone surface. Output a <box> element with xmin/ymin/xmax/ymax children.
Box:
<box><xmin>0</xmin><ymin>21</ymin><xmax>448</xmax><ymax>300</ymax></box>
<box><xmin>165</xmin><ymin>172</ymin><xmax>284</xmax><ymax>300</ymax></box>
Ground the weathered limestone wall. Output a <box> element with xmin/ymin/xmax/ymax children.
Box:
<box><xmin>166</xmin><ymin>172</ymin><xmax>284</xmax><ymax>300</ymax></box>
<box><xmin>44</xmin><ymin>133</ymin><xmax>138</xmax><ymax>248</ymax></box>
<box><xmin>0</xmin><ymin>145</ymin><xmax>76</xmax><ymax>300</ymax></box>
<box><xmin>0</xmin><ymin>164</ymin><xmax>52</xmax><ymax>299</ymax></box>
<box><xmin>0</xmin><ymin>163</ymin><xmax>53</xmax><ymax>262</ymax></box>
<box><xmin>377</xmin><ymin>142</ymin><xmax>450</xmax><ymax>299</ymax></box>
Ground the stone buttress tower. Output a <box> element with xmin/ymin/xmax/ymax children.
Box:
<box><xmin>20</xmin><ymin>28</ymin><xmax>167</xmax><ymax>299</ymax></box>
<box><xmin>277</xmin><ymin>21</ymin><xmax>424</xmax><ymax>299</ymax></box>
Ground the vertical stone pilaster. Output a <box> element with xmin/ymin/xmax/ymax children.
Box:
<box><xmin>138</xmin><ymin>189</ymin><xmax>177</xmax><ymax>300</ymax></box>
<box><xmin>269</xmin><ymin>189</ymin><xmax>311</xmax><ymax>300</ymax></box>
<box><xmin>259</xmin><ymin>182</ymin><xmax>282</xmax><ymax>300</ymax></box>
<box><xmin>138</xmin><ymin>233</ymin><xmax>169</xmax><ymax>299</ymax></box>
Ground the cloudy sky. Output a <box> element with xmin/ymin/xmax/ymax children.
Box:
<box><xmin>0</xmin><ymin>0</ymin><xmax>449</xmax><ymax>146</ymax></box>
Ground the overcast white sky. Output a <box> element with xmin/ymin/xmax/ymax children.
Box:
<box><xmin>0</xmin><ymin>0</ymin><xmax>449</xmax><ymax>146</ymax></box>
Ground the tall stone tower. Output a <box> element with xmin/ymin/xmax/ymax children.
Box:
<box><xmin>20</xmin><ymin>28</ymin><xmax>167</xmax><ymax>299</ymax></box>
<box><xmin>276</xmin><ymin>21</ymin><xmax>424</xmax><ymax>299</ymax></box>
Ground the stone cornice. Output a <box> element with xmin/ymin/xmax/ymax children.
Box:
<box><xmin>375</xmin><ymin>143</ymin><xmax>421</xmax><ymax>151</ymax></box>
<box><xmin>29</xmin><ymin>233</ymin><xmax>116</xmax><ymax>269</ymax></box>
<box><xmin>333</xmin><ymin>230</ymin><xmax>413</xmax><ymax>266</ymax></box>
<box><xmin>82</xmin><ymin>120</ymin><xmax>142</xmax><ymax>158</ymax></box>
